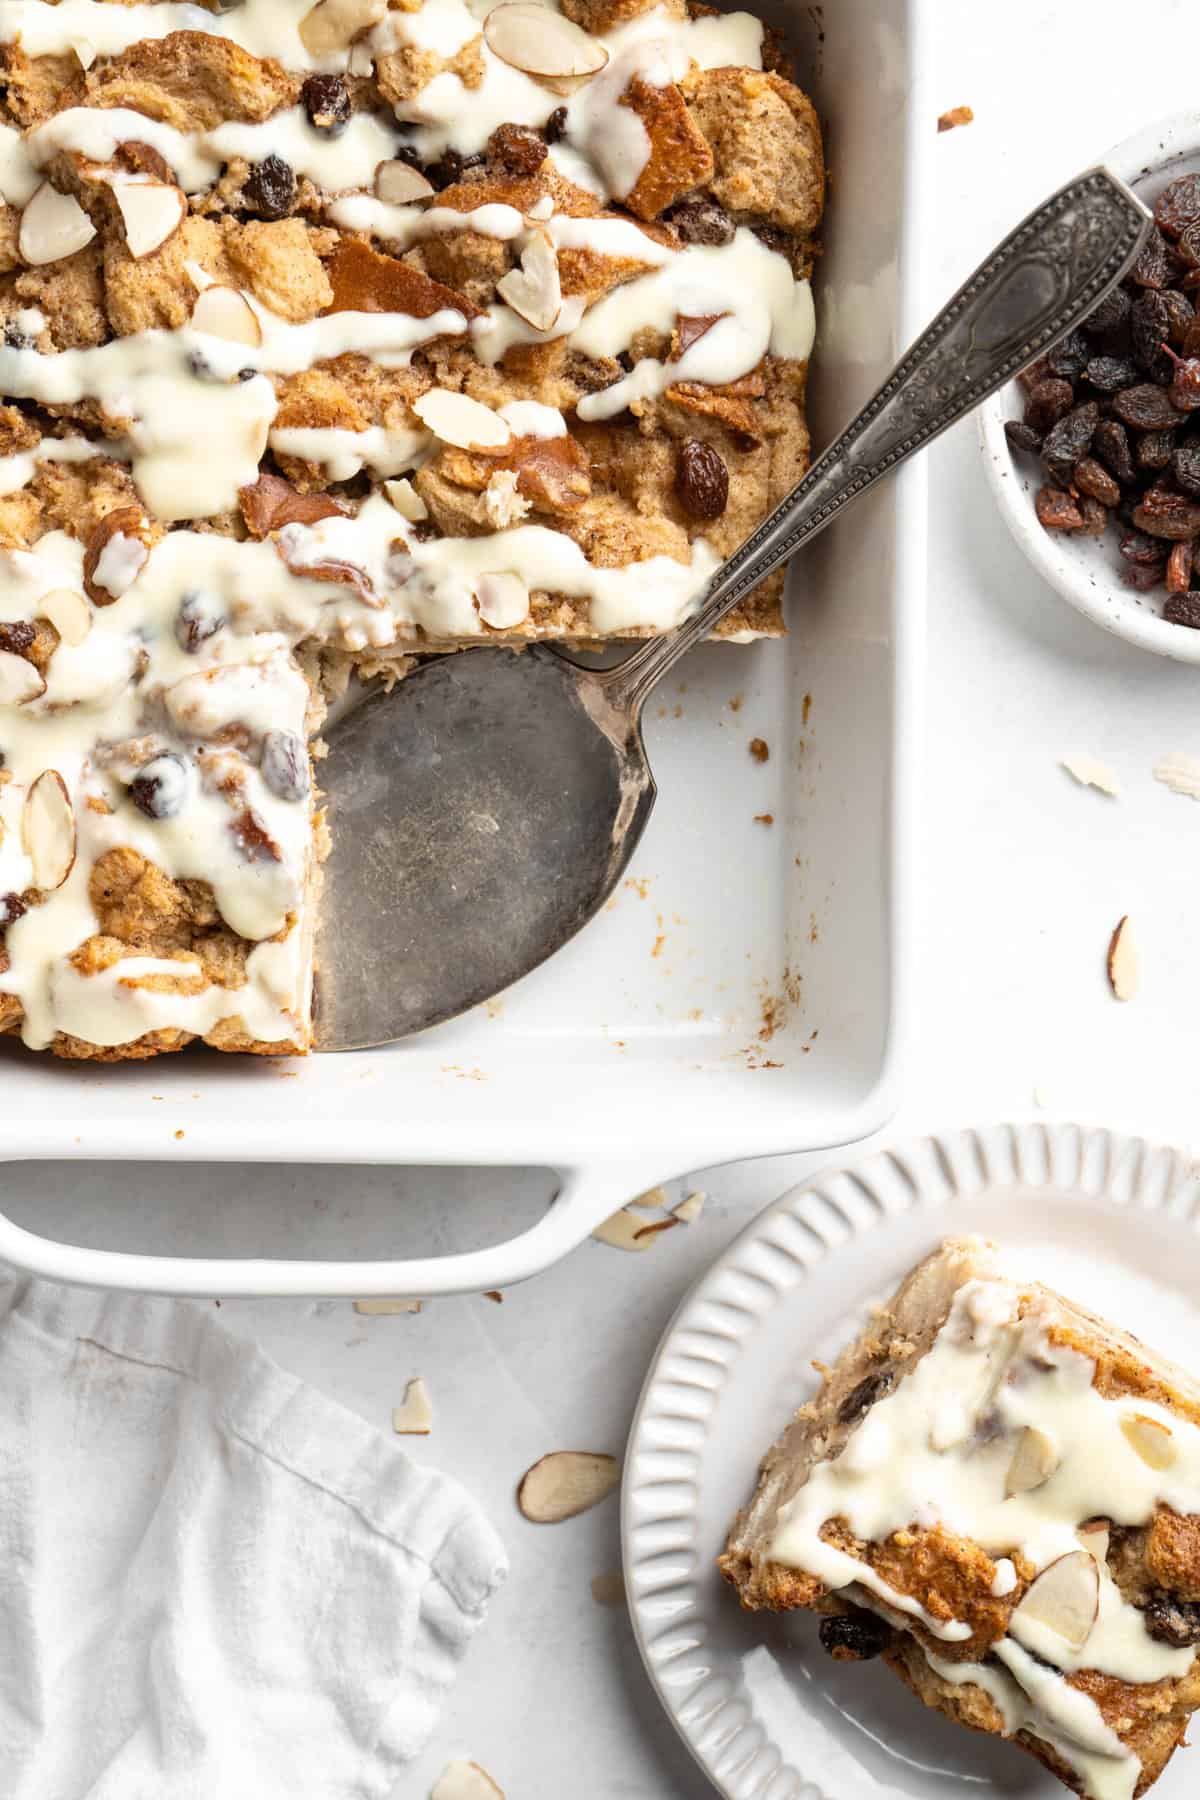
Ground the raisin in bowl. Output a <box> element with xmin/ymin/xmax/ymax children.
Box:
<box><xmin>980</xmin><ymin>115</ymin><xmax>1200</xmax><ymax>663</ymax></box>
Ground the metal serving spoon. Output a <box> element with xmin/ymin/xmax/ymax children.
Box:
<box><xmin>314</xmin><ymin>167</ymin><xmax>1151</xmax><ymax>1051</ymax></box>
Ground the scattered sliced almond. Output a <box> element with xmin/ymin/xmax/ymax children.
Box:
<box><xmin>413</xmin><ymin>389</ymin><xmax>512</xmax><ymax>451</ymax></box>
<box><xmin>517</xmin><ymin>1450</ymin><xmax>620</xmax><ymax>1522</ymax></box>
<box><xmin>38</xmin><ymin>587</ymin><xmax>91</xmax><ymax>647</ymax></box>
<box><xmin>1011</xmin><ymin>1550</ymin><xmax>1099</xmax><ymax>1651</ymax></box>
<box><xmin>1078</xmin><ymin>1520</ymin><xmax>1111</xmax><ymax>1567</ymax></box>
<box><xmin>431</xmin><ymin>1761</ymin><xmax>505</xmax><ymax>1800</ymax></box>
<box><xmin>1153</xmin><ymin>751</ymin><xmax>1200</xmax><ymax>800</ymax></box>
<box><xmin>191</xmin><ymin>284</ymin><xmax>262</xmax><ymax>347</ymax></box>
<box><xmin>632</xmin><ymin>1216</ymin><xmax>679</xmax><ymax>1243</ymax></box>
<box><xmin>19</xmin><ymin>182</ymin><xmax>96</xmax><ymax>266</ymax></box>
<box><xmin>674</xmin><ymin>1190</ymin><xmax>706</xmax><ymax>1224</ymax></box>
<box><xmin>383</xmin><ymin>477</ymin><xmax>429</xmax><ymax>522</ymax></box>
<box><xmin>376</xmin><ymin>159</ymin><xmax>435</xmax><ymax>205</ymax></box>
<box><xmin>112</xmin><ymin>179</ymin><xmax>185</xmax><ymax>259</ymax></box>
<box><xmin>1107</xmin><ymin>915</ymin><xmax>1139</xmax><ymax>1002</ymax></box>
<box><xmin>1005</xmin><ymin>1426</ymin><xmax>1059</xmax><ymax>1496</ymax></box>
<box><xmin>590</xmin><ymin>1570</ymin><xmax>626</xmax><ymax>1607</ymax></box>
<box><xmin>484</xmin><ymin>3</ymin><xmax>608</xmax><ymax>80</ymax></box>
<box><xmin>0</xmin><ymin>648</ymin><xmax>47</xmax><ymax>704</ymax></box>
<box><xmin>497</xmin><ymin>228</ymin><xmax>561</xmax><ymax>332</ymax></box>
<box><xmin>392</xmin><ymin>1376</ymin><xmax>433</xmax><ymax>1435</ymax></box>
<box><xmin>299</xmin><ymin>0</ymin><xmax>387</xmax><ymax>56</ymax></box>
<box><xmin>1060</xmin><ymin>754</ymin><xmax>1120</xmax><ymax>798</ymax></box>
<box><xmin>591</xmin><ymin>1205</ymin><xmax>663</xmax><ymax>1251</ymax></box>
<box><xmin>22</xmin><ymin>770</ymin><xmax>76</xmax><ymax>891</ymax></box>
<box><xmin>1121</xmin><ymin>1412</ymin><xmax>1176</xmax><ymax>1471</ymax></box>
<box><xmin>476</xmin><ymin>571</ymin><xmax>529</xmax><ymax>629</ymax></box>
<box><xmin>353</xmin><ymin>1297</ymin><xmax>421</xmax><ymax>1314</ymax></box>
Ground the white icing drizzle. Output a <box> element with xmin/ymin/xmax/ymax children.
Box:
<box><xmin>769</xmin><ymin>1278</ymin><xmax>1200</xmax><ymax>1800</ymax></box>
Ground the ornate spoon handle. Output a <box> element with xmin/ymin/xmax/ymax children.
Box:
<box><xmin>602</xmin><ymin>166</ymin><xmax>1152</xmax><ymax>714</ymax></box>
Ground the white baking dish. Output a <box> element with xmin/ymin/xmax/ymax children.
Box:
<box><xmin>0</xmin><ymin>0</ymin><xmax>929</xmax><ymax>1296</ymax></box>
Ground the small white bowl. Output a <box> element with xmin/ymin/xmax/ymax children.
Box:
<box><xmin>980</xmin><ymin>113</ymin><xmax>1200</xmax><ymax>663</ymax></box>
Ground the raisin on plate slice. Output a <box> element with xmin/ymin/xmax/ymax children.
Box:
<box><xmin>819</xmin><ymin>1611</ymin><xmax>892</xmax><ymax>1663</ymax></box>
<box><xmin>1144</xmin><ymin>1593</ymin><xmax>1200</xmax><ymax>1646</ymax></box>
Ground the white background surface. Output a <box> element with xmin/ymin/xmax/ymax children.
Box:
<box><xmin>10</xmin><ymin>2</ymin><xmax>1200</xmax><ymax>1793</ymax></box>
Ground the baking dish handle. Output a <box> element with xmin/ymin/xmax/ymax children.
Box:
<box><xmin>0</xmin><ymin>1161</ymin><xmax>659</xmax><ymax>1297</ymax></box>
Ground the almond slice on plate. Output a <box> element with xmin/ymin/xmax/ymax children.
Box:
<box><xmin>299</xmin><ymin>0</ymin><xmax>387</xmax><ymax>56</ymax></box>
<box><xmin>1153</xmin><ymin>751</ymin><xmax>1200</xmax><ymax>800</ymax></box>
<box><xmin>22</xmin><ymin>770</ymin><xmax>76</xmax><ymax>891</ymax></box>
<box><xmin>0</xmin><ymin>648</ymin><xmax>47</xmax><ymax>704</ymax></box>
<box><xmin>191</xmin><ymin>285</ymin><xmax>262</xmax><ymax>347</ymax></box>
<box><xmin>1121</xmin><ymin>1412</ymin><xmax>1176</xmax><ymax>1470</ymax></box>
<box><xmin>674</xmin><ymin>1190</ymin><xmax>705</xmax><ymax>1223</ymax></box>
<box><xmin>1011</xmin><ymin>1550</ymin><xmax>1099</xmax><ymax>1652</ymax></box>
<box><xmin>1107</xmin><ymin>915</ymin><xmax>1139</xmax><ymax>1001</ymax></box>
<box><xmin>517</xmin><ymin>1450</ymin><xmax>620</xmax><ymax>1522</ymax></box>
<box><xmin>383</xmin><ymin>477</ymin><xmax>429</xmax><ymax>522</ymax></box>
<box><xmin>353</xmin><ymin>1297</ymin><xmax>421</xmax><ymax>1314</ymax></box>
<box><xmin>431</xmin><ymin>1762</ymin><xmax>505</xmax><ymax>1800</ymax></box>
<box><xmin>112</xmin><ymin>179</ymin><xmax>186</xmax><ymax>259</ymax></box>
<box><xmin>484</xmin><ymin>2</ymin><xmax>608</xmax><ymax>79</ymax></box>
<box><xmin>476</xmin><ymin>572</ymin><xmax>529</xmax><ymax>629</ymax></box>
<box><xmin>497</xmin><ymin>228</ymin><xmax>561</xmax><ymax>332</ymax></box>
<box><xmin>375</xmin><ymin>160</ymin><xmax>435</xmax><ymax>205</ymax></box>
<box><xmin>413</xmin><ymin>389</ymin><xmax>512</xmax><ymax>451</ymax></box>
<box><xmin>18</xmin><ymin>182</ymin><xmax>96</xmax><ymax>266</ymax></box>
<box><xmin>1005</xmin><ymin>1426</ymin><xmax>1059</xmax><ymax>1496</ymax></box>
<box><xmin>38</xmin><ymin>588</ymin><xmax>91</xmax><ymax>647</ymax></box>
<box><xmin>392</xmin><ymin>1376</ymin><xmax>433</xmax><ymax>1434</ymax></box>
<box><xmin>591</xmin><ymin>1205</ymin><xmax>662</xmax><ymax>1251</ymax></box>
<box><xmin>1060</xmin><ymin>753</ymin><xmax>1120</xmax><ymax>797</ymax></box>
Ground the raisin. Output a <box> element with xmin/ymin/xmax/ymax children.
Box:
<box><xmin>244</xmin><ymin>153</ymin><xmax>296</xmax><ymax>220</ymax></box>
<box><xmin>1131</xmin><ymin>291</ymin><xmax>1173</xmax><ymax>378</ymax></box>
<box><xmin>1047</xmin><ymin>330</ymin><xmax>1090</xmax><ymax>379</ymax></box>
<box><xmin>1163</xmin><ymin>288</ymin><xmax>1195</xmax><ymax>346</ymax></box>
<box><xmin>3</xmin><ymin>320</ymin><xmax>33</xmax><ymax>350</ymax></box>
<box><xmin>1094</xmin><ymin>419</ymin><xmax>1137</xmax><ymax>486</ymax></box>
<box><xmin>1178</xmin><ymin>223</ymin><xmax>1200</xmax><ymax>271</ymax></box>
<box><xmin>1166</xmin><ymin>541</ymin><xmax>1195</xmax><ymax>593</ymax></box>
<box><xmin>1132</xmin><ymin>489</ymin><xmax>1200</xmax><ymax>540</ymax></box>
<box><xmin>676</xmin><ymin>438</ymin><xmax>729</xmax><ymax>519</ymax></box>
<box><xmin>1041</xmin><ymin>401</ymin><xmax>1099</xmax><ymax>482</ymax></box>
<box><xmin>837</xmin><ymin>1369</ymin><xmax>895</xmax><ymax>1425</ymax></box>
<box><xmin>0</xmin><ymin>619</ymin><xmax>35</xmax><ymax>656</ymax></box>
<box><xmin>175</xmin><ymin>589</ymin><xmax>225</xmax><ymax>653</ymax></box>
<box><xmin>129</xmin><ymin>753</ymin><xmax>189</xmax><ymax>821</ymax></box>
<box><xmin>1167</xmin><ymin>351</ymin><xmax>1200</xmax><ymax>410</ymax></box>
<box><xmin>1074</xmin><ymin>456</ymin><xmax>1121</xmax><ymax>507</ymax></box>
<box><xmin>1144</xmin><ymin>1594</ymin><xmax>1200</xmax><ymax>1647</ymax></box>
<box><xmin>819</xmin><ymin>1611</ymin><xmax>892</xmax><ymax>1663</ymax></box>
<box><xmin>1036</xmin><ymin>485</ymin><xmax>1084</xmax><ymax>531</ymax></box>
<box><xmin>260</xmin><ymin>728</ymin><xmax>310</xmax><ymax>802</ymax></box>
<box><xmin>425</xmin><ymin>147</ymin><xmax>484</xmax><ymax>190</ymax></box>
<box><xmin>1165</xmin><ymin>592</ymin><xmax>1200</xmax><ymax>627</ymax></box>
<box><xmin>753</xmin><ymin>223</ymin><xmax>791</xmax><ymax>257</ymax></box>
<box><xmin>1024</xmin><ymin>377</ymin><xmax>1075</xmax><ymax>431</ymax></box>
<box><xmin>487</xmin><ymin>123</ymin><xmax>546</xmax><ymax>176</ymax></box>
<box><xmin>1155</xmin><ymin>174</ymin><xmax>1200</xmax><ymax>240</ymax></box>
<box><xmin>1083</xmin><ymin>286</ymin><xmax>1131</xmax><ymax>336</ymax></box>
<box><xmin>1083</xmin><ymin>355</ymin><xmax>1137</xmax><ymax>393</ymax></box>
<box><xmin>1119</xmin><ymin>529</ymin><xmax>1167</xmax><ymax>567</ymax></box>
<box><xmin>1123</xmin><ymin>561</ymin><xmax>1166</xmax><ymax>592</ymax></box>
<box><xmin>1173</xmin><ymin>445</ymin><xmax>1200</xmax><ymax>494</ymax></box>
<box><xmin>301</xmin><ymin>73</ymin><xmax>351</xmax><ymax>137</ymax></box>
<box><xmin>0</xmin><ymin>891</ymin><xmax>25</xmax><ymax>929</ymax></box>
<box><xmin>1018</xmin><ymin>355</ymin><xmax>1055</xmax><ymax>390</ymax></box>
<box><xmin>666</xmin><ymin>197</ymin><xmax>736</xmax><ymax>246</ymax></box>
<box><xmin>1004</xmin><ymin>420</ymin><xmax>1042</xmax><ymax>454</ymax></box>
<box><xmin>1113</xmin><ymin>384</ymin><xmax>1183</xmax><ymax>430</ymax></box>
<box><xmin>542</xmin><ymin>105</ymin><xmax>568</xmax><ymax>144</ymax></box>
<box><xmin>1130</xmin><ymin>227</ymin><xmax>1172</xmax><ymax>289</ymax></box>
<box><xmin>1076</xmin><ymin>494</ymin><xmax>1109</xmax><ymax>536</ymax></box>
<box><xmin>1137</xmin><ymin>429</ymin><xmax>1176</xmax><ymax>471</ymax></box>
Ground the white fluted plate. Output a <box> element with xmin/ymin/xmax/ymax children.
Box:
<box><xmin>621</xmin><ymin>1123</ymin><xmax>1200</xmax><ymax>1800</ymax></box>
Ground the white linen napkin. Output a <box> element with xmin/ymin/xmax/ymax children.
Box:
<box><xmin>0</xmin><ymin>1273</ymin><xmax>507</xmax><ymax>1800</ymax></box>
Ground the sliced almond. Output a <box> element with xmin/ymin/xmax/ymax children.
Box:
<box><xmin>38</xmin><ymin>588</ymin><xmax>91</xmax><ymax>647</ymax></box>
<box><xmin>590</xmin><ymin>1570</ymin><xmax>626</xmax><ymax>1607</ymax></box>
<box><xmin>0</xmin><ymin>648</ymin><xmax>46</xmax><ymax>704</ymax></box>
<box><xmin>112</xmin><ymin>179</ymin><xmax>186</xmax><ymax>259</ymax></box>
<box><xmin>392</xmin><ymin>1376</ymin><xmax>433</xmax><ymax>1434</ymax></box>
<box><xmin>1060</xmin><ymin>753</ymin><xmax>1120</xmax><ymax>797</ymax></box>
<box><xmin>413</xmin><ymin>389</ymin><xmax>512</xmax><ymax>451</ymax></box>
<box><xmin>1078</xmin><ymin>1520</ymin><xmax>1111</xmax><ymax>1567</ymax></box>
<box><xmin>632</xmin><ymin>1216</ymin><xmax>679</xmax><ymax>1243</ymax></box>
<box><xmin>517</xmin><ymin>1450</ymin><xmax>620</xmax><ymax>1523</ymax></box>
<box><xmin>353</xmin><ymin>1297</ymin><xmax>421</xmax><ymax>1315</ymax></box>
<box><xmin>1005</xmin><ymin>1426</ymin><xmax>1059</xmax><ymax>1497</ymax></box>
<box><xmin>1153</xmin><ymin>751</ymin><xmax>1200</xmax><ymax>800</ymax></box>
<box><xmin>21</xmin><ymin>770</ymin><xmax>76</xmax><ymax>891</ymax></box>
<box><xmin>19</xmin><ymin>182</ymin><xmax>96</xmax><ymax>266</ymax></box>
<box><xmin>383</xmin><ymin>477</ymin><xmax>429</xmax><ymax>523</ymax></box>
<box><xmin>83</xmin><ymin>508</ymin><xmax>150</xmax><ymax>607</ymax></box>
<box><xmin>191</xmin><ymin>285</ymin><xmax>262</xmax><ymax>347</ymax></box>
<box><xmin>592</xmin><ymin>1205</ymin><xmax>662</xmax><ymax>1251</ymax></box>
<box><xmin>674</xmin><ymin>1190</ymin><xmax>706</xmax><ymax>1224</ymax></box>
<box><xmin>299</xmin><ymin>0</ymin><xmax>387</xmax><ymax>56</ymax></box>
<box><xmin>476</xmin><ymin>571</ymin><xmax>529</xmax><ymax>630</ymax></box>
<box><xmin>431</xmin><ymin>1762</ymin><xmax>505</xmax><ymax>1800</ymax></box>
<box><xmin>375</xmin><ymin>159</ymin><xmax>435</xmax><ymax>205</ymax></box>
<box><xmin>496</xmin><ymin>228</ymin><xmax>561</xmax><ymax>332</ymax></box>
<box><xmin>1011</xmin><ymin>1550</ymin><xmax>1099</xmax><ymax>1652</ymax></box>
<box><xmin>484</xmin><ymin>3</ymin><xmax>608</xmax><ymax>80</ymax></box>
<box><xmin>1107</xmin><ymin>915</ymin><xmax>1139</xmax><ymax>1001</ymax></box>
<box><xmin>1121</xmin><ymin>1412</ymin><xmax>1176</xmax><ymax>1471</ymax></box>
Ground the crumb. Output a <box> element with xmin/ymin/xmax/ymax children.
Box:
<box><xmin>651</xmin><ymin>933</ymin><xmax>665</xmax><ymax>957</ymax></box>
<box><xmin>624</xmin><ymin>876</ymin><xmax>652</xmax><ymax>899</ymax></box>
<box><xmin>728</xmin><ymin>693</ymin><xmax>743</xmax><ymax>712</ymax></box>
<box><xmin>753</xmin><ymin>812</ymin><xmax>774</xmax><ymax>825</ymax></box>
<box><xmin>802</xmin><ymin>693</ymin><xmax>812</xmax><ymax>725</ymax></box>
<box><xmin>749</xmin><ymin>737</ymin><xmax>769</xmax><ymax>763</ymax></box>
<box><xmin>278</xmin><ymin>1069</ymin><xmax>299</xmax><ymax>1077</ymax></box>
<box><xmin>937</xmin><ymin>105</ymin><xmax>974</xmax><ymax>131</ymax></box>
<box><xmin>483</xmin><ymin>1290</ymin><xmax>503</xmax><ymax>1303</ymax></box>
<box><xmin>174</xmin><ymin>1128</ymin><xmax>185</xmax><ymax>1140</ymax></box>
<box><xmin>485</xmin><ymin>997</ymin><xmax>504</xmax><ymax>1019</ymax></box>
<box><xmin>591</xmin><ymin>1571</ymin><xmax>626</xmax><ymax>1607</ymax></box>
